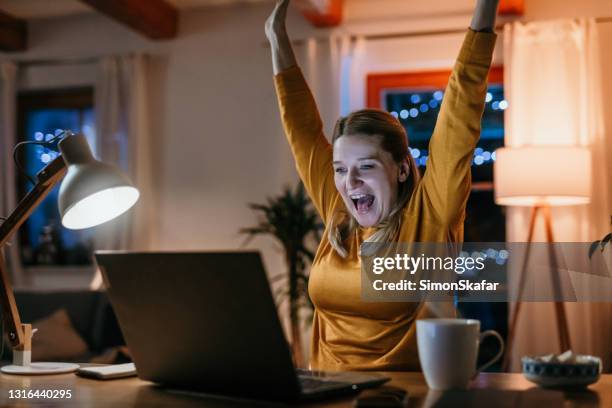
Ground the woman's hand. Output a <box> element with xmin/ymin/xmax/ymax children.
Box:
<box><xmin>265</xmin><ymin>0</ymin><xmax>290</xmax><ymax>41</ymax></box>
<box><xmin>470</xmin><ymin>0</ymin><xmax>500</xmax><ymax>32</ymax></box>
<box><xmin>266</xmin><ymin>0</ymin><xmax>297</xmax><ymax>74</ymax></box>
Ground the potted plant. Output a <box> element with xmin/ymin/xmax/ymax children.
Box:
<box><xmin>241</xmin><ymin>183</ymin><xmax>322</xmax><ymax>367</ymax></box>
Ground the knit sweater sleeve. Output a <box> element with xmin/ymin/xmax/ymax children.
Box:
<box><xmin>273</xmin><ymin>66</ymin><xmax>339</xmax><ymax>223</ymax></box>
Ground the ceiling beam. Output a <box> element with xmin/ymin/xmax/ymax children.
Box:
<box><xmin>0</xmin><ymin>10</ymin><xmax>26</xmax><ymax>52</ymax></box>
<box><xmin>78</xmin><ymin>0</ymin><xmax>178</xmax><ymax>40</ymax></box>
<box><xmin>295</xmin><ymin>0</ymin><xmax>343</xmax><ymax>28</ymax></box>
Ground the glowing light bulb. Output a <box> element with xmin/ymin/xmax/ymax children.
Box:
<box><xmin>62</xmin><ymin>187</ymin><xmax>139</xmax><ymax>230</ymax></box>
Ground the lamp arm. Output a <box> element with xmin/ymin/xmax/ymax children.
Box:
<box><xmin>0</xmin><ymin>156</ymin><xmax>66</xmax><ymax>348</ymax></box>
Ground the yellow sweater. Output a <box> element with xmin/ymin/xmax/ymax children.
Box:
<box><xmin>273</xmin><ymin>30</ymin><xmax>497</xmax><ymax>371</ymax></box>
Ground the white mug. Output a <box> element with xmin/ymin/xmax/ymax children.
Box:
<box><xmin>416</xmin><ymin>318</ymin><xmax>504</xmax><ymax>390</ymax></box>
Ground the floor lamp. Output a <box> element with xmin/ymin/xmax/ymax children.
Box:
<box><xmin>0</xmin><ymin>131</ymin><xmax>139</xmax><ymax>374</ymax></box>
<box><xmin>494</xmin><ymin>146</ymin><xmax>591</xmax><ymax>371</ymax></box>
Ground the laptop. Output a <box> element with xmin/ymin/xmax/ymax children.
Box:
<box><xmin>94</xmin><ymin>251</ymin><xmax>389</xmax><ymax>402</ymax></box>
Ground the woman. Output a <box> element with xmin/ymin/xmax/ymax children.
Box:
<box><xmin>266</xmin><ymin>0</ymin><xmax>499</xmax><ymax>371</ymax></box>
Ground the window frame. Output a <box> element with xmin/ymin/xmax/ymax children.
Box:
<box><xmin>367</xmin><ymin>66</ymin><xmax>504</xmax><ymax>108</ymax></box>
<box><xmin>16</xmin><ymin>87</ymin><xmax>96</xmax><ymax>277</ymax></box>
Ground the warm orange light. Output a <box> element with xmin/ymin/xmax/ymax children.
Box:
<box><xmin>295</xmin><ymin>0</ymin><xmax>343</xmax><ymax>28</ymax></box>
<box><xmin>494</xmin><ymin>147</ymin><xmax>591</xmax><ymax>207</ymax></box>
<box><xmin>499</xmin><ymin>0</ymin><xmax>524</xmax><ymax>16</ymax></box>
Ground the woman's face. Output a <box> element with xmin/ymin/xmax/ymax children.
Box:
<box><xmin>332</xmin><ymin>134</ymin><xmax>407</xmax><ymax>228</ymax></box>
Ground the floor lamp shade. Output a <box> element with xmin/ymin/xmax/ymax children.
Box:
<box><xmin>494</xmin><ymin>147</ymin><xmax>591</xmax><ymax>207</ymax></box>
<box><xmin>58</xmin><ymin>133</ymin><xmax>140</xmax><ymax>229</ymax></box>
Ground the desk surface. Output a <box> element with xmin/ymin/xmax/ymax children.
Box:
<box><xmin>0</xmin><ymin>370</ymin><xmax>607</xmax><ymax>407</ymax></box>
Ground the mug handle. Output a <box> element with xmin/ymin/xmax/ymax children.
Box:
<box><xmin>475</xmin><ymin>330</ymin><xmax>505</xmax><ymax>376</ymax></box>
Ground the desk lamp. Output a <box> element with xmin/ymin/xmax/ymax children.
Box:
<box><xmin>494</xmin><ymin>146</ymin><xmax>591</xmax><ymax>371</ymax></box>
<box><xmin>0</xmin><ymin>131</ymin><xmax>139</xmax><ymax>374</ymax></box>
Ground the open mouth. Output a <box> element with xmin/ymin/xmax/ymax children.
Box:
<box><xmin>350</xmin><ymin>194</ymin><xmax>375</xmax><ymax>214</ymax></box>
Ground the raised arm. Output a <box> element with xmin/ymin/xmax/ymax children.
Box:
<box><xmin>420</xmin><ymin>0</ymin><xmax>499</xmax><ymax>229</ymax></box>
<box><xmin>266</xmin><ymin>0</ymin><xmax>339</xmax><ymax>222</ymax></box>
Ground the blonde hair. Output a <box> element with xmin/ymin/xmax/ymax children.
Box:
<box><xmin>328</xmin><ymin>109</ymin><xmax>421</xmax><ymax>258</ymax></box>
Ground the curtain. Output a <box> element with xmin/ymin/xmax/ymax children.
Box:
<box><xmin>294</xmin><ymin>35</ymin><xmax>362</xmax><ymax>137</ymax></box>
<box><xmin>94</xmin><ymin>54</ymin><xmax>156</xmax><ymax>251</ymax></box>
<box><xmin>0</xmin><ymin>62</ymin><xmax>25</xmax><ymax>287</ymax></box>
<box><xmin>504</xmin><ymin>19</ymin><xmax>611</xmax><ymax>371</ymax></box>
<box><xmin>90</xmin><ymin>55</ymin><xmax>155</xmax><ymax>288</ymax></box>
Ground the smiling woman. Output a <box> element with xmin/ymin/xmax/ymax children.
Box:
<box><xmin>330</xmin><ymin>110</ymin><xmax>419</xmax><ymax>256</ymax></box>
<box><xmin>266</xmin><ymin>0</ymin><xmax>500</xmax><ymax>371</ymax></box>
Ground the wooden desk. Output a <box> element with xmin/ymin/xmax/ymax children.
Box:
<box><xmin>0</xmin><ymin>371</ymin><xmax>607</xmax><ymax>407</ymax></box>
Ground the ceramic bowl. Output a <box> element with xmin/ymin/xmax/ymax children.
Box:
<box><xmin>522</xmin><ymin>354</ymin><xmax>601</xmax><ymax>388</ymax></box>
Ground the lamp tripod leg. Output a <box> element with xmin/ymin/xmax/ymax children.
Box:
<box><xmin>542</xmin><ymin>206</ymin><xmax>572</xmax><ymax>352</ymax></box>
<box><xmin>503</xmin><ymin>205</ymin><xmax>573</xmax><ymax>372</ymax></box>
<box><xmin>503</xmin><ymin>206</ymin><xmax>539</xmax><ymax>372</ymax></box>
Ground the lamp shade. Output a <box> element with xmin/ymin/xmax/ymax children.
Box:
<box><xmin>57</xmin><ymin>133</ymin><xmax>140</xmax><ymax>229</ymax></box>
<box><xmin>494</xmin><ymin>146</ymin><xmax>591</xmax><ymax>207</ymax></box>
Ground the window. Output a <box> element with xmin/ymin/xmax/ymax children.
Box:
<box><xmin>367</xmin><ymin>67</ymin><xmax>506</xmax><ymax>241</ymax></box>
<box><xmin>16</xmin><ymin>88</ymin><xmax>96</xmax><ymax>267</ymax></box>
